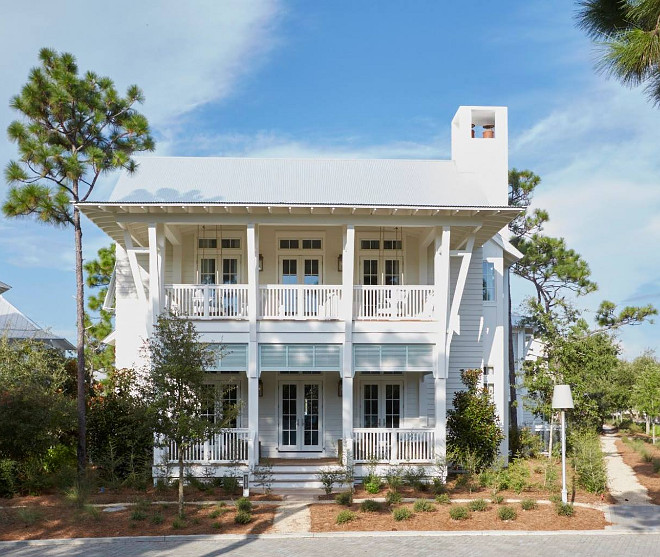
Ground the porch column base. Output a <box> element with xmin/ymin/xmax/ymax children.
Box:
<box><xmin>247</xmin><ymin>375</ymin><xmax>259</xmax><ymax>467</ymax></box>
<box><xmin>434</xmin><ymin>377</ymin><xmax>447</xmax><ymax>474</ymax></box>
<box><xmin>342</xmin><ymin>375</ymin><xmax>354</xmax><ymax>464</ymax></box>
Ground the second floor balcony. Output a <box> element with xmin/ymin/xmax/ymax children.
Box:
<box><xmin>164</xmin><ymin>283</ymin><xmax>437</xmax><ymax>321</ymax></box>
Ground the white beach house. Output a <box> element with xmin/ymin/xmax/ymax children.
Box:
<box><xmin>78</xmin><ymin>106</ymin><xmax>520</xmax><ymax>486</ymax></box>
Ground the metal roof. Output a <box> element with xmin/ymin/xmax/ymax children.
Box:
<box><xmin>0</xmin><ymin>294</ymin><xmax>75</xmax><ymax>351</ymax></box>
<box><xmin>101</xmin><ymin>156</ymin><xmax>489</xmax><ymax>206</ymax></box>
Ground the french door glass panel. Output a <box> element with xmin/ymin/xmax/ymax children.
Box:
<box><xmin>280</xmin><ymin>382</ymin><xmax>322</xmax><ymax>450</ymax></box>
<box><xmin>363</xmin><ymin>382</ymin><xmax>401</xmax><ymax>428</ymax></box>
<box><xmin>363</xmin><ymin>259</ymin><xmax>378</xmax><ymax>285</ymax></box>
<box><xmin>200</xmin><ymin>258</ymin><xmax>216</xmax><ymax>284</ymax></box>
<box><xmin>222</xmin><ymin>258</ymin><xmax>238</xmax><ymax>284</ymax></box>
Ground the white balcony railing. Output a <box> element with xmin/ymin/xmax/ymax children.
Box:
<box><xmin>259</xmin><ymin>285</ymin><xmax>342</xmax><ymax>320</ymax></box>
<box><xmin>353</xmin><ymin>286</ymin><xmax>436</xmax><ymax>320</ymax></box>
<box><xmin>167</xmin><ymin>429</ymin><xmax>250</xmax><ymax>463</ymax></box>
<box><xmin>353</xmin><ymin>428</ymin><xmax>435</xmax><ymax>463</ymax></box>
<box><xmin>165</xmin><ymin>284</ymin><xmax>249</xmax><ymax>320</ymax></box>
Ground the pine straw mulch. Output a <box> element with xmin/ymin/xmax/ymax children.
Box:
<box><xmin>0</xmin><ymin>501</ymin><xmax>276</xmax><ymax>541</ymax></box>
<box><xmin>0</xmin><ymin>485</ymin><xmax>280</xmax><ymax>508</ymax></box>
<box><xmin>310</xmin><ymin>502</ymin><xmax>608</xmax><ymax>532</ymax></box>
<box><xmin>615</xmin><ymin>436</ymin><xmax>660</xmax><ymax>505</ymax></box>
<box><xmin>352</xmin><ymin>457</ymin><xmax>613</xmax><ymax>505</ymax></box>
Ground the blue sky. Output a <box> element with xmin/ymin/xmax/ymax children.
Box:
<box><xmin>1</xmin><ymin>0</ymin><xmax>659</xmax><ymax>357</ymax></box>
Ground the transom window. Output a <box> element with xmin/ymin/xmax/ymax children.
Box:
<box><xmin>483</xmin><ymin>261</ymin><xmax>495</xmax><ymax>301</ymax></box>
<box><xmin>383</xmin><ymin>240</ymin><xmax>402</xmax><ymax>250</ymax></box>
<box><xmin>280</xmin><ymin>239</ymin><xmax>322</xmax><ymax>250</ymax></box>
<box><xmin>361</xmin><ymin>240</ymin><xmax>380</xmax><ymax>250</ymax></box>
<box><xmin>302</xmin><ymin>239</ymin><xmax>322</xmax><ymax>250</ymax></box>
<box><xmin>198</xmin><ymin>238</ymin><xmax>217</xmax><ymax>249</ymax></box>
<box><xmin>221</xmin><ymin>238</ymin><xmax>241</xmax><ymax>249</ymax></box>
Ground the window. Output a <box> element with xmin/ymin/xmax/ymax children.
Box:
<box><xmin>482</xmin><ymin>367</ymin><xmax>495</xmax><ymax>399</ymax></box>
<box><xmin>302</xmin><ymin>239</ymin><xmax>322</xmax><ymax>250</ymax></box>
<box><xmin>360</xmin><ymin>240</ymin><xmax>380</xmax><ymax>250</ymax></box>
<box><xmin>221</xmin><ymin>384</ymin><xmax>239</xmax><ymax>428</ymax></box>
<box><xmin>222</xmin><ymin>258</ymin><xmax>238</xmax><ymax>284</ymax></box>
<box><xmin>201</xmin><ymin>384</ymin><xmax>239</xmax><ymax>427</ymax></box>
<box><xmin>363</xmin><ymin>259</ymin><xmax>378</xmax><ymax>285</ymax></box>
<box><xmin>384</xmin><ymin>259</ymin><xmax>401</xmax><ymax>285</ymax></box>
<box><xmin>200</xmin><ymin>258</ymin><xmax>216</xmax><ymax>284</ymax></box>
<box><xmin>483</xmin><ymin>261</ymin><xmax>495</xmax><ymax>301</ymax></box>
<box><xmin>221</xmin><ymin>238</ymin><xmax>241</xmax><ymax>249</ymax></box>
<box><xmin>383</xmin><ymin>240</ymin><xmax>402</xmax><ymax>250</ymax></box>
<box><xmin>198</xmin><ymin>238</ymin><xmax>217</xmax><ymax>249</ymax></box>
<box><xmin>279</xmin><ymin>239</ymin><xmax>300</xmax><ymax>249</ymax></box>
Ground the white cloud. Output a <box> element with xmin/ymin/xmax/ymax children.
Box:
<box><xmin>512</xmin><ymin>81</ymin><xmax>660</xmax><ymax>356</ymax></box>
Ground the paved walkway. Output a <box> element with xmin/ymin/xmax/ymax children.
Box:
<box><xmin>2</xmin><ymin>532</ymin><xmax>660</xmax><ymax>556</ymax></box>
<box><xmin>601</xmin><ymin>433</ymin><xmax>651</xmax><ymax>505</ymax></box>
<box><xmin>270</xmin><ymin>502</ymin><xmax>311</xmax><ymax>533</ymax></box>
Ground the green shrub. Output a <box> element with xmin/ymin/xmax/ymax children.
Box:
<box><xmin>478</xmin><ymin>468</ymin><xmax>497</xmax><ymax>488</ymax></box>
<box><xmin>360</xmin><ymin>499</ymin><xmax>382</xmax><ymax>512</ymax></box>
<box><xmin>172</xmin><ymin>517</ymin><xmax>187</xmax><ymax>529</ymax></box>
<box><xmin>211</xmin><ymin>521</ymin><xmax>221</xmax><ymax>529</ymax></box>
<box><xmin>222</xmin><ymin>476</ymin><xmax>239</xmax><ymax>494</ymax></box>
<box><xmin>364</xmin><ymin>476</ymin><xmax>382</xmax><ymax>494</ymax></box>
<box><xmin>392</xmin><ymin>506</ymin><xmax>413</xmax><ymax>521</ymax></box>
<box><xmin>234</xmin><ymin>510</ymin><xmax>252</xmax><ymax>524</ymax></box>
<box><xmin>0</xmin><ymin>459</ymin><xmax>18</xmax><ymax>498</ymax></box>
<box><xmin>336</xmin><ymin>510</ymin><xmax>357</xmax><ymax>524</ymax></box>
<box><xmin>131</xmin><ymin>509</ymin><xmax>147</xmax><ymax>521</ymax></box>
<box><xmin>317</xmin><ymin>468</ymin><xmax>345</xmax><ymax>496</ymax></box>
<box><xmin>435</xmin><ymin>493</ymin><xmax>451</xmax><ymax>505</ymax></box>
<box><xmin>468</xmin><ymin>498</ymin><xmax>488</xmax><ymax>512</ymax></box>
<box><xmin>555</xmin><ymin>502</ymin><xmax>575</xmax><ymax>517</ymax></box>
<box><xmin>413</xmin><ymin>499</ymin><xmax>435</xmax><ymax>512</ymax></box>
<box><xmin>151</xmin><ymin>512</ymin><xmax>164</xmax><ymax>524</ymax></box>
<box><xmin>507</xmin><ymin>459</ymin><xmax>531</xmax><ymax>494</ymax></box>
<box><xmin>16</xmin><ymin>507</ymin><xmax>43</xmax><ymax>526</ymax></box>
<box><xmin>447</xmin><ymin>368</ymin><xmax>504</xmax><ymax>472</ymax></box>
<box><xmin>385</xmin><ymin>469</ymin><xmax>403</xmax><ymax>492</ymax></box>
<box><xmin>491</xmin><ymin>494</ymin><xmax>504</xmax><ymax>505</ymax></box>
<box><xmin>385</xmin><ymin>490</ymin><xmax>402</xmax><ymax>505</ymax></box>
<box><xmin>236</xmin><ymin>497</ymin><xmax>252</xmax><ymax>513</ymax></box>
<box><xmin>641</xmin><ymin>450</ymin><xmax>653</xmax><ymax>463</ymax></box>
<box><xmin>431</xmin><ymin>477</ymin><xmax>446</xmax><ymax>495</ymax></box>
<box><xmin>571</xmin><ymin>431</ymin><xmax>607</xmax><ymax>494</ymax></box>
<box><xmin>402</xmin><ymin>466</ymin><xmax>427</xmax><ymax>491</ymax></box>
<box><xmin>449</xmin><ymin>505</ymin><xmax>469</xmax><ymax>520</ymax></box>
<box><xmin>335</xmin><ymin>492</ymin><xmax>353</xmax><ymax>506</ymax></box>
<box><xmin>209</xmin><ymin>506</ymin><xmax>228</xmax><ymax>519</ymax></box>
<box><xmin>498</xmin><ymin>506</ymin><xmax>517</xmax><ymax>521</ymax></box>
<box><xmin>652</xmin><ymin>458</ymin><xmax>660</xmax><ymax>474</ymax></box>
<box><xmin>521</xmin><ymin>498</ymin><xmax>538</xmax><ymax>511</ymax></box>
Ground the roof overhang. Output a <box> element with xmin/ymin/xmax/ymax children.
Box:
<box><xmin>77</xmin><ymin>202</ymin><xmax>522</xmax><ymax>250</ymax></box>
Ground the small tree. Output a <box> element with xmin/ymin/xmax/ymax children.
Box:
<box><xmin>142</xmin><ymin>313</ymin><xmax>230</xmax><ymax>517</ymax></box>
<box><xmin>447</xmin><ymin>368</ymin><xmax>504</xmax><ymax>472</ymax></box>
<box><xmin>631</xmin><ymin>352</ymin><xmax>660</xmax><ymax>443</ymax></box>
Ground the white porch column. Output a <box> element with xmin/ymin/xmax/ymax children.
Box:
<box><xmin>433</xmin><ymin>226</ymin><xmax>450</xmax><ymax>463</ymax></box>
<box><xmin>147</xmin><ymin>223</ymin><xmax>164</xmax><ymax>335</ymax></box>
<box><xmin>341</xmin><ymin>225</ymin><xmax>355</xmax><ymax>463</ymax></box>
<box><xmin>246</xmin><ymin>224</ymin><xmax>260</xmax><ymax>467</ymax></box>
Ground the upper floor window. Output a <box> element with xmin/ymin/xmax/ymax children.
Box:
<box><xmin>279</xmin><ymin>239</ymin><xmax>299</xmax><ymax>250</ymax></box>
<box><xmin>383</xmin><ymin>240</ymin><xmax>402</xmax><ymax>250</ymax></box>
<box><xmin>483</xmin><ymin>261</ymin><xmax>495</xmax><ymax>301</ymax></box>
<box><xmin>198</xmin><ymin>238</ymin><xmax>217</xmax><ymax>249</ymax></box>
<box><xmin>360</xmin><ymin>240</ymin><xmax>380</xmax><ymax>250</ymax></box>
<box><xmin>302</xmin><ymin>239</ymin><xmax>322</xmax><ymax>250</ymax></box>
<box><xmin>221</xmin><ymin>238</ymin><xmax>241</xmax><ymax>249</ymax></box>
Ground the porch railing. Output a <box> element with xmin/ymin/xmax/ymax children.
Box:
<box><xmin>164</xmin><ymin>284</ymin><xmax>249</xmax><ymax>319</ymax></box>
<box><xmin>259</xmin><ymin>285</ymin><xmax>342</xmax><ymax>320</ymax></box>
<box><xmin>353</xmin><ymin>286</ymin><xmax>436</xmax><ymax>320</ymax></box>
<box><xmin>167</xmin><ymin>429</ymin><xmax>250</xmax><ymax>463</ymax></box>
<box><xmin>353</xmin><ymin>428</ymin><xmax>435</xmax><ymax>463</ymax></box>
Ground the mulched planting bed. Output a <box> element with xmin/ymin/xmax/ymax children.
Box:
<box><xmin>616</xmin><ymin>437</ymin><xmax>660</xmax><ymax>505</ymax></box>
<box><xmin>353</xmin><ymin>457</ymin><xmax>612</xmax><ymax>505</ymax></box>
<box><xmin>310</xmin><ymin>502</ymin><xmax>608</xmax><ymax>532</ymax></box>
<box><xmin>0</xmin><ymin>502</ymin><xmax>276</xmax><ymax>541</ymax></box>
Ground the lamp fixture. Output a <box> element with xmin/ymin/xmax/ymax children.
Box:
<box><xmin>338</xmin><ymin>379</ymin><xmax>343</xmax><ymax>397</ymax></box>
<box><xmin>258</xmin><ymin>379</ymin><xmax>263</xmax><ymax>397</ymax></box>
<box><xmin>552</xmin><ymin>384</ymin><xmax>574</xmax><ymax>504</ymax></box>
<box><xmin>258</xmin><ymin>254</ymin><xmax>264</xmax><ymax>272</ymax></box>
<box><xmin>337</xmin><ymin>254</ymin><xmax>343</xmax><ymax>273</ymax></box>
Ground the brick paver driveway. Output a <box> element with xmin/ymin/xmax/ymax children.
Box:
<box><xmin>1</xmin><ymin>532</ymin><xmax>659</xmax><ymax>557</ymax></box>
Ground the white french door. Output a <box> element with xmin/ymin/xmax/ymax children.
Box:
<box><xmin>279</xmin><ymin>381</ymin><xmax>323</xmax><ymax>451</ymax></box>
<box><xmin>362</xmin><ymin>381</ymin><xmax>402</xmax><ymax>428</ymax></box>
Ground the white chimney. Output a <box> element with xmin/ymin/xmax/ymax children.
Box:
<box><xmin>451</xmin><ymin>106</ymin><xmax>508</xmax><ymax>206</ymax></box>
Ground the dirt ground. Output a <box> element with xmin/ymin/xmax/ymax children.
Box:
<box><xmin>310</xmin><ymin>502</ymin><xmax>608</xmax><ymax>532</ymax></box>
<box><xmin>0</xmin><ymin>501</ymin><xmax>276</xmax><ymax>541</ymax></box>
<box><xmin>352</xmin><ymin>458</ymin><xmax>613</xmax><ymax>505</ymax></box>
<box><xmin>616</xmin><ymin>437</ymin><xmax>660</xmax><ymax>505</ymax></box>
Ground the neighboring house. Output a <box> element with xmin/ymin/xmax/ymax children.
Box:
<box><xmin>0</xmin><ymin>281</ymin><xmax>75</xmax><ymax>351</ymax></box>
<box><xmin>78</xmin><ymin>106</ymin><xmax>521</xmax><ymax>485</ymax></box>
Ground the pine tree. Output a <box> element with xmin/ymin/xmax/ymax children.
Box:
<box><xmin>3</xmin><ymin>48</ymin><xmax>154</xmax><ymax>478</ymax></box>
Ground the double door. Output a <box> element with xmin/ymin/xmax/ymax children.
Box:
<box><xmin>280</xmin><ymin>257</ymin><xmax>322</xmax><ymax>316</ymax></box>
<box><xmin>279</xmin><ymin>380</ymin><xmax>322</xmax><ymax>451</ymax></box>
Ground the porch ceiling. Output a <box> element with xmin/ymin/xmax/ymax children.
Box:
<box><xmin>77</xmin><ymin>202</ymin><xmax>520</xmax><ymax>249</ymax></box>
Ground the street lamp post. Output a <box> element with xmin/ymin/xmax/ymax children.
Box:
<box><xmin>552</xmin><ymin>385</ymin><xmax>574</xmax><ymax>504</ymax></box>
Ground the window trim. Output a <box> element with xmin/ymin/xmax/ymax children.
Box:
<box><xmin>482</xmin><ymin>260</ymin><xmax>496</xmax><ymax>304</ymax></box>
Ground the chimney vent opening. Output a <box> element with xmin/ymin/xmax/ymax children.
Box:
<box><xmin>471</xmin><ymin>109</ymin><xmax>496</xmax><ymax>139</ymax></box>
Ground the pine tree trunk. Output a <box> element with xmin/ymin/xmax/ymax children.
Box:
<box><xmin>507</xmin><ymin>273</ymin><xmax>518</xmax><ymax>452</ymax></box>
<box><xmin>178</xmin><ymin>448</ymin><xmax>185</xmax><ymax>518</ymax></box>
<box><xmin>74</xmin><ymin>206</ymin><xmax>87</xmax><ymax>478</ymax></box>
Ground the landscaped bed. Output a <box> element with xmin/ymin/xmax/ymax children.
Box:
<box><xmin>0</xmin><ymin>501</ymin><xmax>276</xmax><ymax>541</ymax></box>
<box><xmin>616</xmin><ymin>436</ymin><xmax>660</xmax><ymax>505</ymax></box>
<box><xmin>310</xmin><ymin>501</ymin><xmax>609</xmax><ymax>532</ymax></box>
